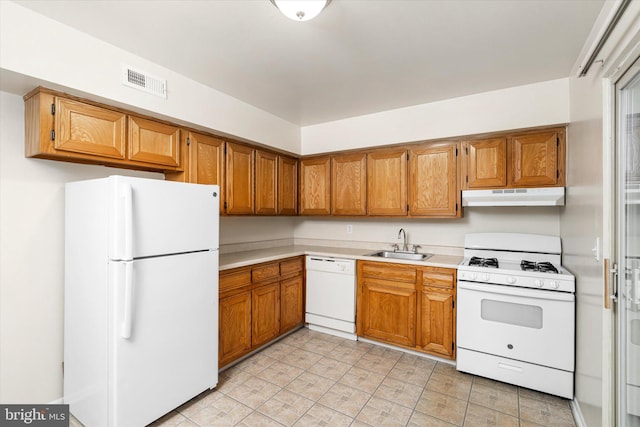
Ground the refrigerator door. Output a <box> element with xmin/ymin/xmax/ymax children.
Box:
<box><xmin>111</xmin><ymin>250</ymin><xmax>218</xmax><ymax>426</ymax></box>
<box><xmin>109</xmin><ymin>176</ymin><xmax>219</xmax><ymax>260</ymax></box>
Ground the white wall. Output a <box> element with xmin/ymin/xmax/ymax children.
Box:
<box><xmin>564</xmin><ymin>72</ymin><xmax>605</xmax><ymax>426</ymax></box>
<box><xmin>294</xmin><ymin>209</ymin><xmax>560</xmax><ymax>252</ymax></box>
<box><xmin>0</xmin><ymin>1</ymin><xmax>300</xmax><ymax>155</ymax></box>
<box><xmin>301</xmin><ymin>79</ymin><xmax>570</xmax><ymax>155</ymax></box>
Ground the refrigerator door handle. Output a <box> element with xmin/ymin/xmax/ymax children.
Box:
<box><xmin>122</xmin><ymin>183</ymin><xmax>133</xmax><ymax>261</ymax></box>
<box><xmin>121</xmin><ymin>261</ymin><xmax>134</xmax><ymax>339</ymax></box>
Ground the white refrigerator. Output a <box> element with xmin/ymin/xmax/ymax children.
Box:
<box><xmin>64</xmin><ymin>175</ymin><xmax>219</xmax><ymax>427</ymax></box>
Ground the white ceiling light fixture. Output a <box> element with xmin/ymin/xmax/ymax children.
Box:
<box><xmin>269</xmin><ymin>0</ymin><xmax>331</xmax><ymax>22</ymax></box>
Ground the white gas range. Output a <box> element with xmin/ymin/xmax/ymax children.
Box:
<box><xmin>456</xmin><ymin>233</ymin><xmax>576</xmax><ymax>399</ymax></box>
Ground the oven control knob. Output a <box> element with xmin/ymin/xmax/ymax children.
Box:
<box><xmin>470</xmin><ymin>273</ymin><xmax>477</xmax><ymax>280</ymax></box>
<box><xmin>549</xmin><ymin>280</ymin><xmax>560</xmax><ymax>289</ymax></box>
<box><xmin>481</xmin><ymin>273</ymin><xmax>490</xmax><ymax>281</ymax></box>
<box><xmin>506</xmin><ymin>276</ymin><xmax>516</xmax><ymax>284</ymax></box>
<box><xmin>534</xmin><ymin>279</ymin><xmax>543</xmax><ymax>288</ymax></box>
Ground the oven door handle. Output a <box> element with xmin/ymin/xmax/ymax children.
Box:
<box><xmin>458</xmin><ymin>281</ymin><xmax>575</xmax><ymax>302</ymax></box>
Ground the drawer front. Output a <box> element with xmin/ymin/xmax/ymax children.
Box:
<box><xmin>220</xmin><ymin>268</ymin><xmax>251</xmax><ymax>293</ymax></box>
<box><xmin>360</xmin><ymin>261</ymin><xmax>417</xmax><ymax>283</ymax></box>
<box><xmin>280</xmin><ymin>257</ymin><xmax>303</xmax><ymax>277</ymax></box>
<box><xmin>252</xmin><ymin>262</ymin><xmax>280</xmax><ymax>283</ymax></box>
<box><xmin>421</xmin><ymin>267</ymin><xmax>456</xmax><ymax>289</ymax></box>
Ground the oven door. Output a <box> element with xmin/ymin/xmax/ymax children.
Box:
<box><xmin>457</xmin><ymin>281</ymin><xmax>575</xmax><ymax>371</ymax></box>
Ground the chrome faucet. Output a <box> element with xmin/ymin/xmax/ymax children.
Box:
<box><xmin>398</xmin><ymin>228</ymin><xmax>408</xmax><ymax>252</ymax></box>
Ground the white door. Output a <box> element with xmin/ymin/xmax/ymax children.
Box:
<box><xmin>110</xmin><ymin>250</ymin><xmax>218</xmax><ymax>427</ymax></box>
<box><xmin>108</xmin><ymin>176</ymin><xmax>219</xmax><ymax>260</ymax></box>
<box><xmin>614</xmin><ymin>55</ymin><xmax>640</xmax><ymax>427</ymax></box>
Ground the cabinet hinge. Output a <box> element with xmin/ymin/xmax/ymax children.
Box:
<box><xmin>455</xmin><ymin>203</ymin><xmax>458</xmax><ymax>212</ymax></box>
<box><xmin>557</xmin><ymin>136</ymin><xmax>560</xmax><ymax>146</ymax></box>
<box><xmin>452</xmin><ymin>300</ymin><xmax>455</xmax><ymax>308</ymax></box>
<box><xmin>50</xmin><ymin>103</ymin><xmax>55</xmax><ymax>115</ymax></box>
<box><xmin>186</xmin><ymin>137</ymin><xmax>191</xmax><ymax>146</ymax></box>
<box><xmin>224</xmin><ymin>201</ymin><xmax>227</xmax><ymax>210</ymax></box>
<box><xmin>465</xmin><ymin>175</ymin><xmax>468</xmax><ymax>183</ymax></box>
<box><xmin>224</xmin><ymin>145</ymin><xmax>227</xmax><ymax>155</ymax></box>
<box><xmin>452</xmin><ymin>342</ymin><xmax>455</xmax><ymax>351</ymax></box>
<box><xmin>455</xmin><ymin>148</ymin><xmax>458</xmax><ymax>156</ymax></box>
<box><xmin>407</xmin><ymin>204</ymin><xmax>409</xmax><ymax>211</ymax></box>
<box><xmin>50</xmin><ymin>130</ymin><xmax>55</xmax><ymax>141</ymax></box>
<box><xmin>465</xmin><ymin>147</ymin><xmax>468</xmax><ymax>155</ymax></box>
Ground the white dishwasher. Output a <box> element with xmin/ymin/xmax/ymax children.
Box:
<box><xmin>305</xmin><ymin>256</ymin><xmax>357</xmax><ymax>340</ymax></box>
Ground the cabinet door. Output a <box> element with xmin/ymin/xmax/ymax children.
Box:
<box><xmin>219</xmin><ymin>292</ymin><xmax>252</xmax><ymax>367</ymax></box>
<box><xmin>255</xmin><ymin>150</ymin><xmax>278</xmax><ymax>216</ymax></box>
<box><xmin>367</xmin><ymin>149</ymin><xmax>407</xmax><ymax>216</ymax></box>
<box><xmin>299</xmin><ymin>156</ymin><xmax>331</xmax><ymax>215</ymax></box>
<box><xmin>252</xmin><ymin>283</ymin><xmax>280</xmax><ymax>347</ymax></box>
<box><xmin>409</xmin><ymin>143</ymin><xmax>459</xmax><ymax>217</ymax></box>
<box><xmin>465</xmin><ymin>138</ymin><xmax>507</xmax><ymax>189</ymax></box>
<box><xmin>128</xmin><ymin>116</ymin><xmax>180</xmax><ymax>168</ymax></box>
<box><xmin>358</xmin><ymin>280</ymin><xmax>416</xmax><ymax>347</ymax></box>
<box><xmin>331</xmin><ymin>153</ymin><xmax>367</xmax><ymax>215</ymax></box>
<box><xmin>510</xmin><ymin>131</ymin><xmax>558</xmax><ymax>187</ymax></box>
<box><xmin>278</xmin><ymin>156</ymin><xmax>298</xmax><ymax>215</ymax></box>
<box><xmin>168</xmin><ymin>132</ymin><xmax>226</xmax><ymax>213</ymax></box>
<box><xmin>419</xmin><ymin>288</ymin><xmax>454</xmax><ymax>358</ymax></box>
<box><xmin>54</xmin><ymin>97</ymin><xmax>126</xmax><ymax>159</ymax></box>
<box><xmin>226</xmin><ymin>142</ymin><xmax>255</xmax><ymax>215</ymax></box>
<box><xmin>280</xmin><ymin>275</ymin><xmax>304</xmax><ymax>333</ymax></box>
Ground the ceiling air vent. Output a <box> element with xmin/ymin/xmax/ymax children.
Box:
<box><xmin>121</xmin><ymin>65</ymin><xmax>167</xmax><ymax>98</ymax></box>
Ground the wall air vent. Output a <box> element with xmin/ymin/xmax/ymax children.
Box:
<box><xmin>121</xmin><ymin>65</ymin><xmax>167</xmax><ymax>98</ymax></box>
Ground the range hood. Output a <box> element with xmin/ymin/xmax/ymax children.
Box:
<box><xmin>461</xmin><ymin>187</ymin><xmax>565</xmax><ymax>207</ymax></box>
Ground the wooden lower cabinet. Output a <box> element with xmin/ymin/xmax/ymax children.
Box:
<box><xmin>419</xmin><ymin>288</ymin><xmax>455</xmax><ymax>358</ymax></box>
<box><xmin>219</xmin><ymin>290</ymin><xmax>252</xmax><ymax>367</ymax></box>
<box><xmin>252</xmin><ymin>283</ymin><xmax>280</xmax><ymax>347</ymax></box>
<box><xmin>357</xmin><ymin>260</ymin><xmax>456</xmax><ymax>359</ymax></box>
<box><xmin>280</xmin><ymin>275</ymin><xmax>304</xmax><ymax>333</ymax></box>
<box><xmin>219</xmin><ymin>256</ymin><xmax>304</xmax><ymax>368</ymax></box>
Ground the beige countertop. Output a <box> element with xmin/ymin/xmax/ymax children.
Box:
<box><xmin>219</xmin><ymin>245</ymin><xmax>463</xmax><ymax>271</ymax></box>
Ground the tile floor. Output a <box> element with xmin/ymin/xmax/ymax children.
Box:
<box><xmin>142</xmin><ymin>327</ymin><xmax>577</xmax><ymax>427</ymax></box>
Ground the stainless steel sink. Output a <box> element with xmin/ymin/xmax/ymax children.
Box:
<box><xmin>366</xmin><ymin>251</ymin><xmax>432</xmax><ymax>261</ymax></box>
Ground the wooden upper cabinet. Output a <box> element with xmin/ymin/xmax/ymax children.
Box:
<box><xmin>367</xmin><ymin>149</ymin><xmax>407</xmax><ymax>216</ymax></box>
<box><xmin>409</xmin><ymin>143</ymin><xmax>459</xmax><ymax>217</ymax></box>
<box><xmin>128</xmin><ymin>116</ymin><xmax>180</xmax><ymax>168</ymax></box>
<box><xmin>464</xmin><ymin>138</ymin><xmax>507</xmax><ymax>189</ymax></box>
<box><xmin>299</xmin><ymin>156</ymin><xmax>331</xmax><ymax>215</ymax></box>
<box><xmin>278</xmin><ymin>156</ymin><xmax>298</xmax><ymax>216</ymax></box>
<box><xmin>25</xmin><ymin>89</ymin><xmax>182</xmax><ymax>172</ymax></box>
<box><xmin>54</xmin><ymin>97</ymin><xmax>126</xmax><ymax>160</ymax></box>
<box><xmin>166</xmin><ymin>132</ymin><xmax>225</xmax><ymax>213</ymax></box>
<box><xmin>331</xmin><ymin>153</ymin><xmax>367</xmax><ymax>216</ymax></box>
<box><xmin>226</xmin><ymin>142</ymin><xmax>255</xmax><ymax>215</ymax></box>
<box><xmin>255</xmin><ymin>150</ymin><xmax>278</xmax><ymax>216</ymax></box>
<box><xmin>510</xmin><ymin>130</ymin><xmax>560</xmax><ymax>187</ymax></box>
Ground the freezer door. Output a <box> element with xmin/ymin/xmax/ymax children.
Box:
<box><xmin>110</xmin><ymin>250</ymin><xmax>218</xmax><ymax>427</ymax></box>
<box><xmin>109</xmin><ymin>176</ymin><xmax>219</xmax><ymax>260</ymax></box>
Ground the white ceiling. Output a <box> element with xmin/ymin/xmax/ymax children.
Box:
<box><xmin>16</xmin><ymin>0</ymin><xmax>604</xmax><ymax>126</ymax></box>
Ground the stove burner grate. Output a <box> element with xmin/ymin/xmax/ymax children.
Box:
<box><xmin>520</xmin><ymin>260</ymin><xmax>558</xmax><ymax>274</ymax></box>
<box><xmin>469</xmin><ymin>257</ymin><xmax>499</xmax><ymax>268</ymax></box>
